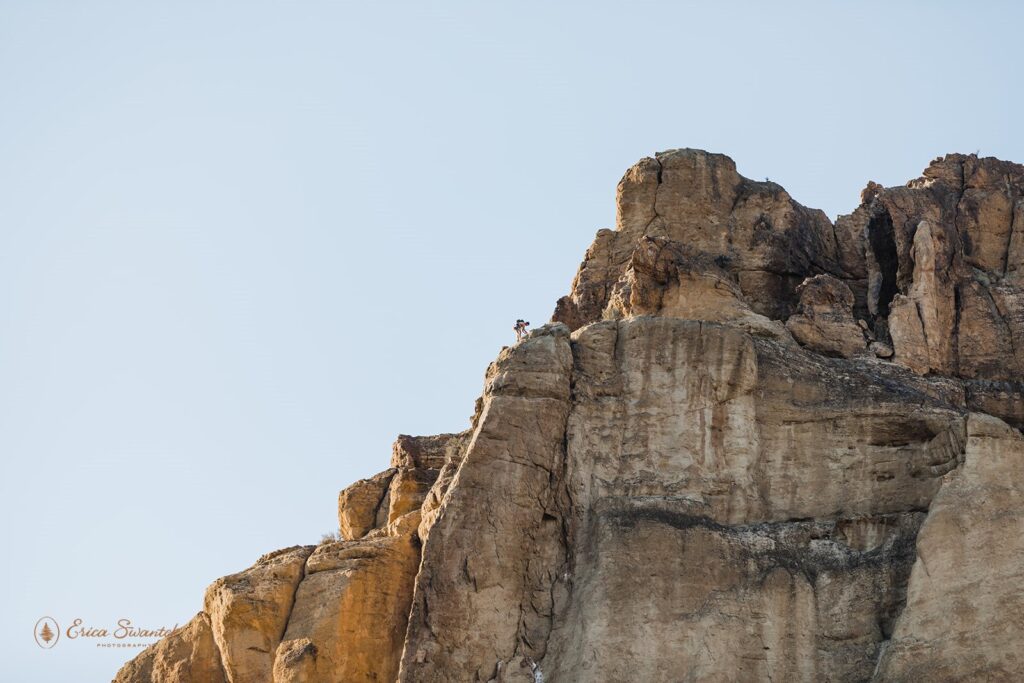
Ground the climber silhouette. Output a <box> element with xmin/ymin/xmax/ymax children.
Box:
<box><xmin>514</xmin><ymin>319</ymin><xmax>530</xmax><ymax>342</ymax></box>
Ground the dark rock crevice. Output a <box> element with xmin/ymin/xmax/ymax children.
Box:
<box><xmin>867</xmin><ymin>208</ymin><xmax>899</xmax><ymax>321</ymax></box>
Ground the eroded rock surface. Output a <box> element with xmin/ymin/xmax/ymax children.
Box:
<box><xmin>785</xmin><ymin>274</ymin><xmax>868</xmax><ymax>358</ymax></box>
<box><xmin>400</xmin><ymin>324</ymin><xmax>573</xmax><ymax>682</ymax></box>
<box><xmin>113</xmin><ymin>613</ymin><xmax>226</xmax><ymax>683</ymax></box>
<box><xmin>204</xmin><ymin>545</ymin><xmax>313</xmax><ymax>683</ymax></box>
<box><xmin>275</xmin><ymin>526</ymin><xmax>420</xmax><ymax>683</ymax></box>
<box><xmin>116</xmin><ymin>150</ymin><xmax>1024</xmax><ymax>683</ymax></box>
<box><xmin>555</xmin><ymin>149</ymin><xmax>842</xmax><ymax>330</ymax></box>
<box><xmin>337</xmin><ymin>469</ymin><xmax>394</xmax><ymax>541</ymax></box>
<box><xmin>875</xmin><ymin>413</ymin><xmax>1024</xmax><ymax>681</ymax></box>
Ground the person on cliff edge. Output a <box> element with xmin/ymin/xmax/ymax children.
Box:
<box><xmin>514</xmin><ymin>319</ymin><xmax>530</xmax><ymax>342</ymax></box>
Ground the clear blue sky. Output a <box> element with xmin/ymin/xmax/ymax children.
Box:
<box><xmin>1</xmin><ymin>2</ymin><xmax>1020</xmax><ymax>680</ymax></box>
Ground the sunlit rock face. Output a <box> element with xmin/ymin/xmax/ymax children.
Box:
<box><xmin>117</xmin><ymin>150</ymin><xmax>1024</xmax><ymax>683</ymax></box>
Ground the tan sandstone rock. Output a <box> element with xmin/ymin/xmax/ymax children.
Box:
<box><xmin>390</xmin><ymin>433</ymin><xmax>466</xmax><ymax>470</ymax></box>
<box><xmin>540</xmin><ymin>316</ymin><xmax>965</xmax><ymax>682</ymax></box>
<box><xmin>875</xmin><ymin>413</ymin><xmax>1024</xmax><ymax>681</ymax></box>
<box><xmin>399</xmin><ymin>323</ymin><xmax>574</xmax><ymax>682</ymax></box>
<box><xmin>115</xmin><ymin>150</ymin><xmax>1024</xmax><ymax>683</ymax></box>
<box><xmin>785</xmin><ymin>274</ymin><xmax>868</xmax><ymax>357</ymax></box>
<box><xmin>203</xmin><ymin>545</ymin><xmax>313</xmax><ymax>683</ymax></box>
<box><xmin>337</xmin><ymin>468</ymin><xmax>394</xmax><ymax>540</ymax></box>
<box><xmin>113</xmin><ymin>613</ymin><xmax>226</xmax><ymax>683</ymax></box>
<box><xmin>274</xmin><ymin>529</ymin><xmax>420</xmax><ymax>682</ymax></box>
<box><xmin>605</xmin><ymin>235</ymin><xmax>790</xmax><ymax>341</ymax></box>
<box><xmin>554</xmin><ymin>148</ymin><xmax>842</xmax><ymax>330</ymax></box>
<box><xmin>888</xmin><ymin>220</ymin><xmax>959</xmax><ymax>374</ymax></box>
<box><xmin>385</xmin><ymin>467</ymin><xmax>437</xmax><ymax>524</ymax></box>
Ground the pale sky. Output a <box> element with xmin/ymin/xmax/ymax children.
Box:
<box><xmin>2</xmin><ymin>2</ymin><xmax>1021</xmax><ymax>680</ymax></box>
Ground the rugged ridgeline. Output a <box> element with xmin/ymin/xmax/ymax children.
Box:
<box><xmin>116</xmin><ymin>150</ymin><xmax>1024</xmax><ymax>683</ymax></box>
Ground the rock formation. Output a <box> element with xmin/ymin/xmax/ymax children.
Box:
<box><xmin>115</xmin><ymin>149</ymin><xmax>1024</xmax><ymax>682</ymax></box>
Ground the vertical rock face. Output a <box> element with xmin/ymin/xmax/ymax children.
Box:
<box><xmin>117</xmin><ymin>150</ymin><xmax>1024</xmax><ymax>683</ymax></box>
<box><xmin>541</xmin><ymin>317</ymin><xmax>966</xmax><ymax>682</ymax></box>
<box><xmin>204</xmin><ymin>546</ymin><xmax>313</xmax><ymax>683</ymax></box>
<box><xmin>399</xmin><ymin>324</ymin><xmax>574</xmax><ymax>682</ymax></box>
<box><xmin>875</xmin><ymin>413</ymin><xmax>1024</xmax><ymax>682</ymax></box>
<box><xmin>275</xmin><ymin>527</ymin><xmax>420</xmax><ymax>683</ymax></box>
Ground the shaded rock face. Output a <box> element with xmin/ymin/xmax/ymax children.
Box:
<box><xmin>554</xmin><ymin>150</ymin><xmax>841</xmax><ymax>330</ymax></box>
<box><xmin>785</xmin><ymin>274</ymin><xmax>869</xmax><ymax>358</ymax></box>
<box><xmin>875</xmin><ymin>414</ymin><xmax>1024</xmax><ymax>682</ymax></box>
<box><xmin>117</xmin><ymin>150</ymin><xmax>1024</xmax><ymax>683</ymax></box>
<box><xmin>835</xmin><ymin>156</ymin><xmax>1024</xmax><ymax>425</ymax></box>
<box><xmin>557</xmin><ymin>149</ymin><xmax>1024</xmax><ymax>430</ymax></box>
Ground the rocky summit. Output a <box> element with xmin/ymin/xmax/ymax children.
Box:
<box><xmin>116</xmin><ymin>150</ymin><xmax>1024</xmax><ymax>683</ymax></box>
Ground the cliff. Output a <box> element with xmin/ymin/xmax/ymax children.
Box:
<box><xmin>115</xmin><ymin>149</ymin><xmax>1024</xmax><ymax>683</ymax></box>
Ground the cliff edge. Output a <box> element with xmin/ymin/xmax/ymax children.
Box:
<box><xmin>115</xmin><ymin>150</ymin><xmax>1024</xmax><ymax>683</ymax></box>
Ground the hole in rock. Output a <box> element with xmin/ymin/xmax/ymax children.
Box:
<box><xmin>868</xmin><ymin>210</ymin><xmax>899</xmax><ymax>318</ymax></box>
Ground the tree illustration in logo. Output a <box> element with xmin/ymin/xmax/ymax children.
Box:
<box><xmin>34</xmin><ymin>617</ymin><xmax>59</xmax><ymax>649</ymax></box>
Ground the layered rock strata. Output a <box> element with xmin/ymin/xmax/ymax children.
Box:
<box><xmin>116</xmin><ymin>149</ymin><xmax>1024</xmax><ymax>683</ymax></box>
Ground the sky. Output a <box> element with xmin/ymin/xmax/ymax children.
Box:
<box><xmin>1</xmin><ymin>1</ymin><xmax>1020</xmax><ymax>680</ymax></box>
